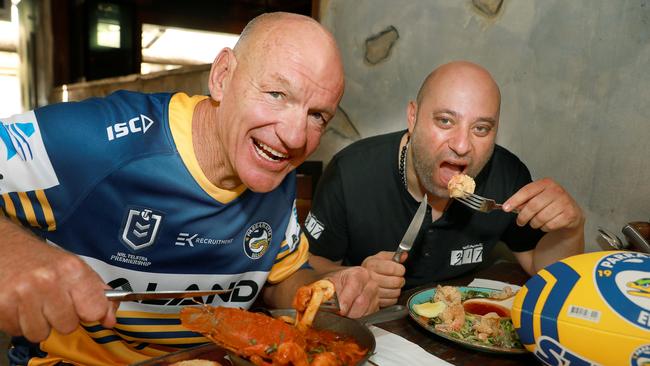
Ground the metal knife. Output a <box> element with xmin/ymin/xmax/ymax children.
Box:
<box><xmin>105</xmin><ymin>289</ymin><xmax>233</xmax><ymax>301</ymax></box>
<box><xmin>392</xmin><ymin>194</ymin><xmax>428</xmax><ymax>262</ymax></box>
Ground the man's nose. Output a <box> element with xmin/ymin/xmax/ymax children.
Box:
<box><xmin>277</xmin><ymin>108</ymin><xmax>308</xmax><ymax>150</ymax></box>
<box><xmin>448</xmin><ymin>127</ymin><xmax>472</xmax><ymax>156</ymax></box>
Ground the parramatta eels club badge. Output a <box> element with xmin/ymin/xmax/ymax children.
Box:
<box><xmin>243</xmin><ymin>222</ymin><xmax>272</xmax><ymax>259</ymax></box>
<box><xmin>595</xmin><ymin>252</ymin><xmax>650</xmax><ymax>331</ymax></box>
<box><xmin>120</xmin><ymin>206</ymin><xmax>164</xmax><ymax>251</ymax></box>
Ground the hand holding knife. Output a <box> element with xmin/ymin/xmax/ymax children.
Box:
<box><xmin>392</xmin><ymin>194</ymin><xmax>428</xmax><ymax>262</ymax></box>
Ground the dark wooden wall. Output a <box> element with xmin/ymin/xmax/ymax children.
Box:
<box><xmin>50</xmin><ymin>0</ymin><xmax>316</xmax><ymax>86</ymax></box>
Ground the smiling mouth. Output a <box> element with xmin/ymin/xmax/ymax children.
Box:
<box><xmin>253</xmin><ymin>138</ymin><xmax>288</xmax><ymax>162</ymax></box>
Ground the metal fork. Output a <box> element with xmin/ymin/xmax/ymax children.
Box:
<box><xmin>319</xmin><ymin>291</ymin><xmax>341</xmax><ymax>313</ymax></box>
<box><xmin>454</xmin><ymin>192</ymin><xmax>519</xmax><ymax>213</ymax></box>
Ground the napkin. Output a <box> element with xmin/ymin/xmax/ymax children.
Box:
<box><xmin>364</xmin><ymin>325</ymin><xmax>453</xmax><ymax>366</ymax></box>
<box><xmin>467</xmin><ymin>278</ymin><xmax>521</xmax><ymax>292</ymax></box>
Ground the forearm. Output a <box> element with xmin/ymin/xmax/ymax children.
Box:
<box><xmin>308</xmin><ymin>254</ymin><xmax>346</xmax><ymax>276</ymax></box>
<box><xmin>531</xmin><ymin>222</ymin><xmax>585</xmax><ymax>273</ymax></box>
<box><xmin>262</xmin><ymin>254</ymin><xmax>345</xmax><ymax>307</ymax></box>
<box><xmin>0</xmin><ymin>217</ymin><xmax>52</xmax><ymax>263</ymax></box>
<box><xmin>262</xmin><ymin>269</ymin><xmax>320</xmax><ymax>308</ymax></box>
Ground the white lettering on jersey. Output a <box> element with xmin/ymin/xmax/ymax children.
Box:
<box><xmin>109</xmin><ymin>251</ymin><xmax>152</xmax><ymax>267</ymax></box>
<box><xmin>82</xmin><ymin>254</ymin><xmax>269</xmax><ymax>313</ymax></box>
<box><xmin>175</xmin><ymin>232</ymin><xmax>233</xmax><ymax>247</ymax></box>
<box><xmin>106</xmin><ymin>114</ymin><xmax>154</xmax><ymax>141</ymax></box>
<box><xmin>0</xmin><ymin>111</ymin><xmax>59</xmax><ymax>193</ymax></box>
<box><xmin>450</xmin><ymin>243</ymin><xmax>483</xmax><ymax>266</ymax></box>
<box><xmin>176</xmin><ymin>233</ymin><xmax>198</xmax><ymax>247</ymax></box>
<box><xmin>304</xmin><ymin>212</ymin><xmax>324</xmax><ymax>239</ymax></box>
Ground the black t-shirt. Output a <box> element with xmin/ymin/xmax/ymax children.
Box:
<box><xmin>304</xmin><ymin>130</ymin><xmax>545</xmax><ymax>289</ymax></box>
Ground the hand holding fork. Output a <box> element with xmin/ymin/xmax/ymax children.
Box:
<box><xmin>454</xmin><ymin>178</ymin><xmax>584</xmax><ymax>233</ymax></box>
<box><xmin>454</xmin><ymin>192</ymin><xmax>519</xmax><ymax>213</ymax></box>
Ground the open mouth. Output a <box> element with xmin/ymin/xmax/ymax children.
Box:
<box><xmin>439</xmin><ymin>162</ymin><xmax>468</xmax><ymax>184</ymax></box>
<box><xmin>253</xmin><ymin>138</ymin><xmax>288</xmax><ymax>162</ymax></box>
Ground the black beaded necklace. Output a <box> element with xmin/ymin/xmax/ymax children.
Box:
<box><xmin>399</xmin><ymin>136</ymin><xmax>410</xmax><ymax>189</ymax></box>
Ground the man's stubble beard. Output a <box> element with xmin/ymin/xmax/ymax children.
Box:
<box><xmin>410</xmin><ymin>135</ymin><xmax>449</xmax><ymax>199</ymax></box>
<box><xmin>410</xmin><ymin>133</ymin><xmax>495</xmax><ymax>200</ymax></box>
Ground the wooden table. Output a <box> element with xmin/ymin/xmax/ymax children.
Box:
<box><xmin>374</xmin><ymin>259</ymin><xmax>539</xmax><ymax>366</ymax></box>
<box><xmin>139</xmin><ymin>259</ymin><xmax>539</xmax><ymax>366</ymax></box>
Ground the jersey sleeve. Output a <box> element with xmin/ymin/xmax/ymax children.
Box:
<box><xmin>1</xmin><ymin>107</ymin><xmax>65</xmax><ymax>232</ymax></box>
<box><xmin>501</xmin><ymin>163</ymin><xmax>546</xmax><ymax>252</ymax></box>
<box><xmin>267</xmin><ymin>199</ymin><xmax>311</xmax><ymax>284</ymax></box>
<box><xmin>303</xmin><ymin>156</ymin><xmax>351</xmax><ymax>261</ymax></box>
<box><xmin>0</xmin><ymin>92</ymin><xmax>171</xmax><ymax>234</ymax></box>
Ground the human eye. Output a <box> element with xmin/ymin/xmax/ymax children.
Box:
<box><xmin>267</xmin><ymin>91</ymin><xmax>284</xmax><ymax>99</ymax></box>
<box><xmin>309</xmin><ymin>112</ymin><xmax>327</xmax><ymax>126</ymax></box>
<box><xmin>435</xmin><ymin>116</ymin><xmax>453</xmax><ymax>129</ymax></box>
<box><xmin>473</xmin><ymin>124</ymin><xmax>493</xmax><ymax>137</ymax></box>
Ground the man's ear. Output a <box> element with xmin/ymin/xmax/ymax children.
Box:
<box><xmin>209</xmin><ymin>48</ymin><xmax>237</xmax><ymax>102</ymax></box>
<box><xmin>407</xmin><ymin>100</ymin><xmax>418</xmax><ymax>133</ymax></box>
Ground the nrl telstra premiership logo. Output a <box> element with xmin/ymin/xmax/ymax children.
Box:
<box><xmin>119</xmin><ymin>206</ymin><xmax>164</xmax><ymax>251</ymax></box>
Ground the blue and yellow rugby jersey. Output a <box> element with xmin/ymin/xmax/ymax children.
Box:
<box><xmin>0</xmin><ymin>91</ymin><xmax>310</xmax><ymax>366</ymax></box>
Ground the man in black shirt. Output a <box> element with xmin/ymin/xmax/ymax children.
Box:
<box><xmin>304</xmin><ymin>61</ymin><xmax>585</xmax><ymax>307</ymax></box>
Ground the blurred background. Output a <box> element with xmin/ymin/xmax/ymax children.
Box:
<box><xmin>1</xmin><ymin>0</ymin><xmax>649</xmax><ymax>363</ymax></box>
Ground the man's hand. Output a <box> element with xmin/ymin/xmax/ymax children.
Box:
<box><xmin>360</xmin><ymin>251</ymin><xmax>406</xmax><ymax>308</ymax></box>
<box><xmin>504</xmin><ymin>178</ymin><xmax>585</xmax><ymax>274</ymax></box>
<box><xmin>0</xmin><ymin>222</ymin><xmax>117</xmax><ymax>343</ymax></box>
<box><xmin>326</xmin><ymin>266</ymin><xmax>379</xmax><ymax>318</ymax></box>
<box><xmin>503</xmin><ymin>178</ymin><xmax>584</xmax><ymax>232</ymax></box>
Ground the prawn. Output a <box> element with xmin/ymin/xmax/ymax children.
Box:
<box><xmin>435</xmin><ymin>303</ymin><xmax>465</xmax><ymax>332</ymax></box>
<box><xmin>433</xmin><ymin>285</ymin><xmax>462</xmax><ymax>305</ymax></box>
<box><xmin>489</xmin><ymin>286</ymin><xmax>514</xmax><ymax>300</ymax></box>
<box><xmin>473</xmin><ymin>312</ymin><xmax>503</xmax><ymax>341</ymax></box>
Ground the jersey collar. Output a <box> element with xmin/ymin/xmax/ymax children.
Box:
<box><xmin>168</xmin><ymin>93</ymin><xmax>246</xmax><ymax>204</ymax></box>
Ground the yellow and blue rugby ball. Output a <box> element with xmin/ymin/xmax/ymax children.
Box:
<box><xmin>512</xmin><ymin>251</ymin><xmax>650</xmax><ymax>366</ymax></box>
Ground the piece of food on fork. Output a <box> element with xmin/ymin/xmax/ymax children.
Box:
<box><xmin>292</xmin><ymin>279</ymin><xmax>336</xmax><ymax>331</ymax></box>
<box><xmin>447</xmin><ymin>173</ymin><xmax>476</xmax><ymax>198</ymax></box>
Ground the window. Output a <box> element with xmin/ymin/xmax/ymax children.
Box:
<box><xmin>0</xmin><ymin>0</ymin><xmax>20</xmax><ymax>116</ymax></box>
<box><xmin>141</xmin><ymin>24</ymin><xmax>239</xmax><ymax>75</ymax></box>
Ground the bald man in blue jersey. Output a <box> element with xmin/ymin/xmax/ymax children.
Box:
<box><xmin>0</xmin><ymin>12</ymin><xmax>379</xmax><ymax>365</ymax></box>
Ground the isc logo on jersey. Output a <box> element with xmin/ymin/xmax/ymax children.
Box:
<box><xmin>106</xmin><ymin>114</ymin><xmax>154</xmax><ymax>141</ymax></box>
<box><xmin>0</xmin><ymin>111</ymin><xmax>59</xmax><ymax>193</ymax></box>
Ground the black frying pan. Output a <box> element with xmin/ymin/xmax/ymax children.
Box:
<box><xmin>131</xmin><ymin>305</ymin><xmax>407</xmax><ymax>366</ymax></box>
<box><xmin>230</xmin><ymin>305</ymin><xmax>408</xmax><ymax>366</ymax></box>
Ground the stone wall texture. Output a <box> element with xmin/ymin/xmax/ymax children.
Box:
<box><xmin>316</xmin><ymin>0</ymin><xmax>650</xmax><ymax>252</ymax></box>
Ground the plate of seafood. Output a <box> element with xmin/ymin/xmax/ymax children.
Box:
<box><xmin>134</xmin><ymin>280</ymin><xmax>375</xmax><ymax>366</ymax></box>
<box><xmin>407</xmin><ymin>285</ymin><xmax>527</xmax><ymax>354</ymax></box>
